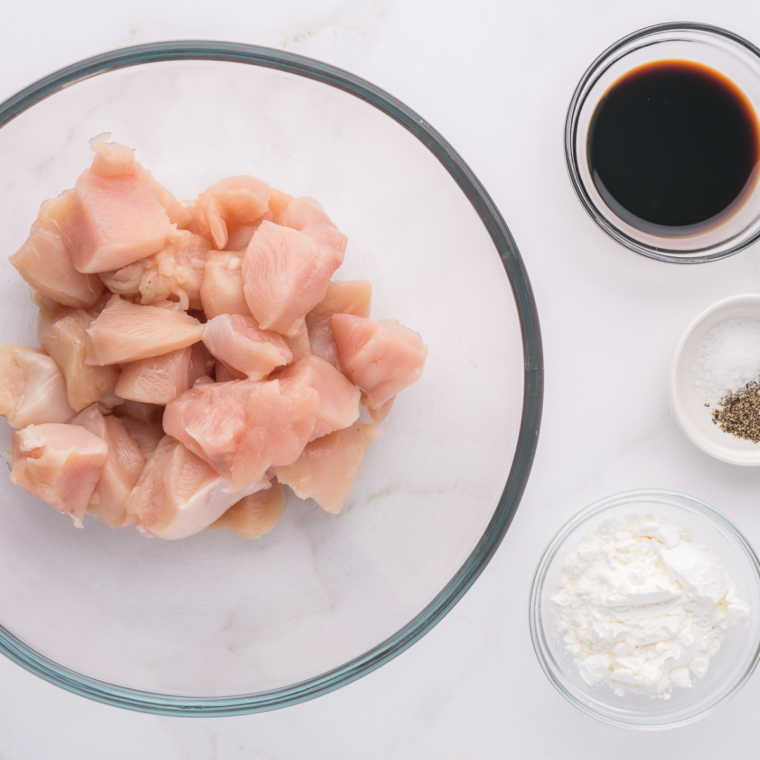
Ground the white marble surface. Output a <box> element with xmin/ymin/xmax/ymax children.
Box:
<box><xmin>3</xmin><ymin>0</ymin><xmax>760</xmax><ymax>757</ymax></box>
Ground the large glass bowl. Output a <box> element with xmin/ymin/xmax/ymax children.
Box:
<box><xmin>530</xmin><ymin>490</ymin><xmax>760</xmax><ymax>730</ymax></box>
<box><xmin>0</xmin><ymin>43</ymin><xmax>542</xmax><ymax>715</ymax></box>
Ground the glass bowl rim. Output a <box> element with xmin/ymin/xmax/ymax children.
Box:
<box><xmin>529</xmin><ymin>488</ymin><xmax>760</xmax><ymax>730</ymax></box>
<box><xmin>0</xmin><ymin>40</ymin><xmax>544</xmax><ymax>717</ymax></box>
<box><xmin>564</xmin><ymin>21</ymin><xmax>760</xmax><ymax>265</ymax></box>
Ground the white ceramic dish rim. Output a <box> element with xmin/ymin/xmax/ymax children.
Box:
<box><xmin>669</xmin><ymin>293</ymin><xmax>760</xmax><ymax>465</ymax></box>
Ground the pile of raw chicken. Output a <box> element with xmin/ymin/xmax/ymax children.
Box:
<box><xmin>0</xmin><ymin>135</ymin><xmax>427</xmax><ymax>540</ymax></box>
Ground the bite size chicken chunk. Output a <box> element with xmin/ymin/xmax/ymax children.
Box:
<box><xmin>331</xmin><ymin>315</ymin><xmax>428</xmax><ymax>409</ymax></box>
<box><xmin>207</xmin><ymin>481</ymin><xmax>286</xmax><ymax>539</ymax></box>
<box><xmin>61</xmin><ymin>135</ymin><xmax>174</xmax><ymax>274</ymax></box>
<box><xmin>9</xmin><ymin>190</ymin><xmax>104</xmax><ymax>309</ymax></box>
<box><xmin>124</xmin><ymin>435</ymin><xmax>269</xmax><ymax>540</ymax></box>
<box><xmin>194</xmin><ymin>176</ymin><xmax>270</xmax><ymax>250</ymax></box>
<box><xmin>85</xmin><ymin>295</ymin><xmax>204</xmax><ymax>365</ymax></box>
<box><xmin>0</xmin><ymin>344</ymin><xmax>75</xmax><ymax>428</ymax></box>
<box><xmin>71</xmin><ymin>405</ymin><xmax>145</xmax><ymax>528</ymax></box>
<box><xmin>305</xmin><ymin>280</ymin><xmax>372</xmax><ymax>367</ymax></box>
<box><xmin>277</xmin><ymin>421</ymin><xmax>382</xmax><ymax>514</ymax></box>
<box><xmin>274</xmin><ymin>355</ymin><xmax>360</xmax><ymax>441</ymax></box>
<box><xmin>38</xmin><ymin>305</ymin><xmax>120</xmax><ymax>412</ymax></box>
<box><xmin>202</xmin><ymin>314</ymin><xmax>292</xmax><ymax>380</ymax></box>
<box><xmin>200</xmin><ymin>252</ymin><xmax>252</xmax><ymax>319</ymax></box>
<box><xmin>9</xmin><ymin>423</ymin><xmax>109</xmax><ymax>527</ymax></box>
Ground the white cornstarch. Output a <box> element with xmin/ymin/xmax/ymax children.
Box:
<box><xmin>552</xmin><ymin>517</ymin><xmax>750</xmax><ymax>698</ymax></box>
<box><xmin>691</xmin><ymin>317</ymin><xmax>760</xmax><ymax>405</ymax></box>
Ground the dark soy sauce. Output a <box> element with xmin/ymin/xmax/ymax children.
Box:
<box><xmin>588</xmin><ymin>60</ymin><xmax>760</xmax><ymax>235</ymax></box>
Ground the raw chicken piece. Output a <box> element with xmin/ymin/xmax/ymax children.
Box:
<box><xmin>225</xmin><ymin>221</ymin><xmax>265</xmax><ymax>252</ymax></box>
<box><xmin>306</xmin><ymin>280</ymin><xmax>372</xmax><ymax>367</ymax></box>
<box><xmin>38</xmin><ymin>306</ymin><xmax>120</xmax><ymax>412</ymax></box>
<box><xmin>113</xmin><ymin>399</ymin><xmax>163</xmax><ymax>424</ymax></box>
<box><xmin>229</xmin><ymin>379</ymin><xmax>319</xmax><ymax>492</ymax></box>
<box><xmin>10</xmin><ymin>191</ymin><xmax>104</xmax><ymax>309</ymax></box>
<box><xmin>268</xmin><ymin>188</ymin><xmax>294</xmax><ymax>221</ymax></box>
<box><xmin>61</xmin><ymin>136</ymin><xmax>173</xmax><ymax>273</ymax></box>
<box><xmin>207</xmin><ymin>481</ymin><xmax>286</xmax><ymax>539</ymax></box>
<box><xmin>0</xmin><ymin>344</ymin><xmax>76</xmax><ymax>428</ymax></box>
<box><xmin>283</xmin><ymin>320</ymin><xmax>313</xmax><ymax>361</ymax></box>
<box><xmin>71</xmin><ymin>405</ymin><xmax>145</xmax><ymax>528</ymax></box>
<box><xmin>365</xmin><ymin>395</ymin><xmax>395</xmax><ymax>424</ymax></box>
<box><xmin>115</xmin><ymin>346</ymin><xmax>193</xmax><ymax>405</ymax></box>
<box><xmin>200</xmin><ymin>252</ymin><xmax>252</xmax><ymax>318</ymax></box>
<box><xmin>243</xmin><ymin>221</ymin><xmax>342</xmax><ymax>336</ymax></box>
<box><xmin>202</xmin><ymin>314</ymin><xmax>292</xmax><ymax>380</ymax></box>
<box><xmin>9</xmin><ymin>423</ymin><xmax>109</xmax><ymax>527</ymax></box>
<box><xmin>278</xmin><ymin>197</ymin><xmax>348</xmax><ymax>266</ymax></box>
<box><xmin>331</xmin><ymin>315</ymin><xmax>428</xmax><ymax>408</ymax></box>
<box><xmin>276</xmin><ymin>355</ymin><xmax>360</xmax><ymax>440</ymax></box>
<box><xmin>151</xmin><ymin>178</ymin><xmax>192</xmax><ymax>229</ymax></box>
<box><xmin>85</xmin><ymin>295</ymin><xmax>203</xmax><ymax>365</ymax></box>
<box><xmin>99</xmin><ymin>230</ymin><xmax>211</xmax><ymax>310</ymax></box>
<box><xmin>277</xmin><ymin>421</ymin><xmax>381</xmax><ymax>514</ymax></box>
<box><xmin>124</xmin><ymin>435</ymin><xmax>269</xmax><ymax>539</ymax></box>
<box><xmin>194</xmin><ymin>176</ymin><xmax>270</xmax><ymax>250</ymax></box>
<box><xmin>163</xmin><ymin>380</ymin><xmax>257</xmax><ymax>478</ymax></box>
<box><xmin>118</xmin><ymin>415</ymin><xmax>164</xmax><ymax>460</ymax></box>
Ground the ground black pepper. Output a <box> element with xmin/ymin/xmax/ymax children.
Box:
<box><xmin>712</xmin><ymin>382</ymin><xmax>760</xmax><ymax>443</ymax></box>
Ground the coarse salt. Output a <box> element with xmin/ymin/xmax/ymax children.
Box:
<box><xmin>691</xmin><ymin>317</ymin><xmax>760</xmax><ymax>405</ymax></box>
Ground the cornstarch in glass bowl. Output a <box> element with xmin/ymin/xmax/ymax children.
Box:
<box><xmin>552</xmin><ymin>516</ymin><xmax>750</xmax><ymax>698</ymax></box>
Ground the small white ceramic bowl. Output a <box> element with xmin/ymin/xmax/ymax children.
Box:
<box><xmin>669</xmin><ymin>293</ymin><xmax>760</xmax><ymax>465</ymax></box>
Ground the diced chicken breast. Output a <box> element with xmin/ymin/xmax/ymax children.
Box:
<box><xmin>365</xmin><ymin>395</ymin><xmax>395</xmax><ymax>424</ymax></box>
<box><xmin>194</xmin><ymin>176</ymin><xmax>270</xmax><ymax>250</ymax></box>
<box><xmin>38</xmin><ymin>306</ymin><xmax>120</xmax><ymax>412</ymax></box>
<box><xmin>151</xmin><ymin>178</ymin><xmax>192</xmax><ymax>229</ymax></box>
<box><xmin>200</xmin><ymin>252</ymin><xmax>252</xmax><ymax>318</ymax></box>
<box><xmin>163</xmin><ymin>380</ymin><xmax>256</xmax><ymax>478</ymax></box>
<box><xmin>207</xmin><ymin>481</ymin><xmax>286</xmax><ymax>539</ymax></box>
<box><xmin>71</xmin><ymin>405</ymin><xmax>145</xmax><ymax>528</ymax></box>
<box><xmin>0</xmin><ymin>344</ymin><xmax>76</xmax><ymax>428</ymax></box>
<box><xmin>61</xmin><ymin>137</ymin><xmax>173</xmax><ymax>274</ymax></box>
<box><xmin>10</xmin><ymin>191</ymin><xmax>104</xmax><ymax>309</ymax></box>
<box><xmin>276</xmin><ymin>355</ymin><xmax>360</xmax><ymax>440</ymax></box>
<box><xmin>268</xmin><ymin>188</ymin><xmax>294</xmax><ymax>221</ymax></box>
<box><xmin>202</xmin><ymin>314</ymin><xmax>292</xmax><ymax>380</ymax></box>
<box><xmin>284</xmin><ymin>320</ymin><xmax>313</xmax><ymax>361</ymax></box>
<box><xmin>124</xmin><ymin>435</ymin><xmax>269</xmax><ymax>539</ymax></box>
<box><xmin>243</xmin><ymin>221</ymin><xmax>342</xmax><ymax>336</ymax></box>
<box><xmin>306</xmin><ymin>280</ymin><xmax>372</xmax><ymax>367</ymax></box>
<box><xmin>331</xmin><ymin>315</ymin><xmax>428</xmax><ymax>408</ymax></box>
<box><xmin>278</xmin><ymin>197</ymin><xmax>348</xmax><ymax>268</ymax></box>
<box><xmin>225</xmin><ymin>222</ymin><xmax>263</xmax><ymax>252</ymax></box>
<box><xmin>85</xmin><ymin>295</ymin><xmax>203</xmax><ymax>365</ymax></box>
<box><xmin>115</xmin><ymin>346</ymin><xmax>192</xmax><ymax>405</ymax></box>
<box><xmin>229</xmin><ymin>379</ymin><xmax>319</xmax><ymax>492</ymax></box>
<box><xmin>118</xmin><ymin>415</ymin><xmax>164</xmax><ymax>460</ymax></box>
<box><xmin>277</xmin><ymin>421</ymin><xmax>381</xmax><ymax>514</ymax></box>
<box><xmin>99</xmin><ymin>230</ymin><xmax>211</xmax><ymax>311</ymax></box>
<box><xmin>9</xmin><ymin>423</ymin><xmax>109</xmax><ymax>527</ymax></box>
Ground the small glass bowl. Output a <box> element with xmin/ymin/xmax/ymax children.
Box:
<box><xmin>529</xmin><ymin>490</ymin><xmax>760</xmax><ymax>730</ymax></box>
<box><xmin>565</xmin><ymin>23</ymin><xmax>760</xmax><ymax>263</ymax></box>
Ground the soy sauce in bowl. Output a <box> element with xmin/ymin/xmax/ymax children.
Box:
<box><xmin>588</xmin><ymin>60</ymin><xmax>760</xmax><ymax>236</ymax></box>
